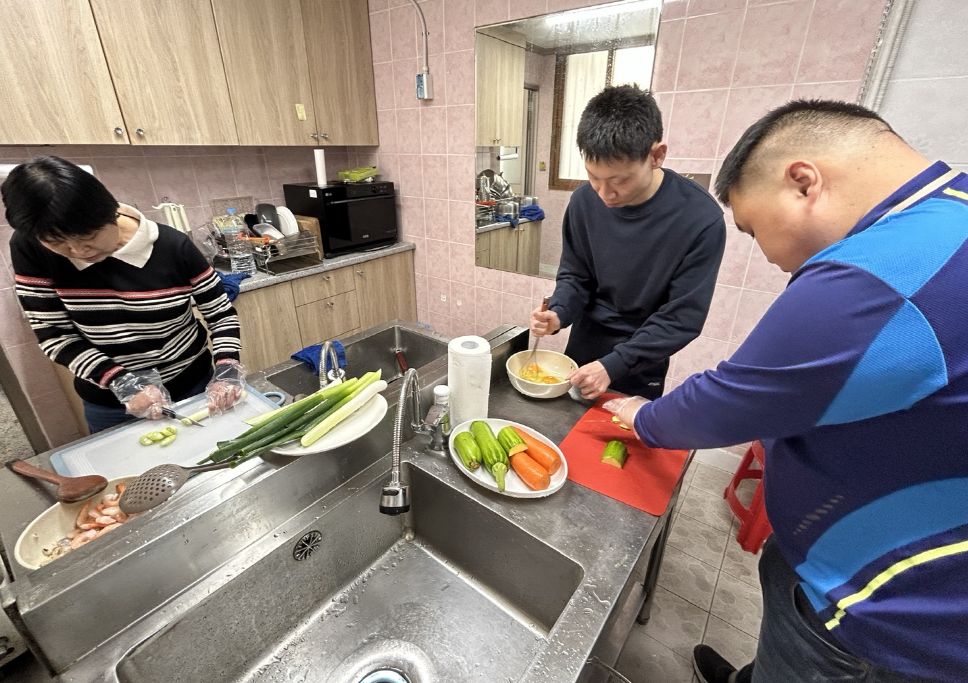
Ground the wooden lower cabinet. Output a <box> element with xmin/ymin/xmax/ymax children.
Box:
<box><xmin>234</xmin><ymin>281</ymin><xmax>302</xmax><ymax>371</ymax></box>
<box><xmin>353</xmin><ymin>251</ymin><xmax>417</xmax><ymax>329</ymax></box>
<box><xmin>295</xmin><ymin>290</ymin><xmax>360</xmax><ymax>347</ymax></box>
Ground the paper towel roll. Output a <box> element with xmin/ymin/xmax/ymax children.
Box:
<box><xmin>447</xmin><ymin>335</ymin><xmax>492</xmax><ymax>427</ymax></box>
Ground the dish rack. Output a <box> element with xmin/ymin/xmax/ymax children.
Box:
<box><xmin>253</xmin><ymin>231</ymin><xmax>322</xmax><ymax>275</ymax></box>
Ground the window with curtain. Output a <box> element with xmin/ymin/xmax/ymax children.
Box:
<box><xmin>550</xmin><ymin>44</ymin><xmax>656</xmax><ymax>191</ymax></box>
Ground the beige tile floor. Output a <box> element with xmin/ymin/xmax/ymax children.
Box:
<box><xmin>613</xmin><ymin>461</ymin><xmax>764</xmax><ymax>683</ymax></box>
<box><xmin>0</xmin><ymin>385</ymin><xmax>33</xmax><ymax>465</ymax></box>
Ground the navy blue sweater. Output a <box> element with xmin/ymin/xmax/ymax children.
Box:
<box><xmin>550</xmin><ymin>169</ymin><xmax>726</xmax><ymax>381</ymax></box>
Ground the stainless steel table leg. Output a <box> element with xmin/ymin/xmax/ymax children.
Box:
<box><xmin>637</xmin><ymin>449</ymin><xmax>695</xmax><ymax>624</ymax></box>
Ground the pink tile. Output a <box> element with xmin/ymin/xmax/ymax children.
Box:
<box><xmin>377</xmin><ymin>109</ymin><xmax>399</xmax><ymax>153</ymax></box>
<box><xmin>399</xmin><ymin>196</ymin><xmax>426</xmax><ymax>239</ymax></box>
<box><xmin>231</xmin><ymin>155</ymin><xmax>270</xmax><ymax>200</ymax></box>
<box><xmin>369</xmin><ymin>0</ymin><xmax>388</xmax><ymax>11</ymax></box>
<box><xmin>730</xmin><ymin>289</ymin><xmax>778</xmax><ymax>344</ymax></box>
<box><xmin>701</xmin><ymin>285</ymin><xmax>742</xmax><ymax>342</ymax></box>
<box><xmin>397</xmin><ymin>154</ymin><xmax>425</xmax><ymax>197</ymax></box>
<box><xmin>425</xmin><ymin>237</ymin><xmax>450</xmax><ymax>272</ymax></box>
<box><xmin>411</xmin><ymin>236</ymin><xmax>429</xmax><ymax>274</ymax></box>
<box><xmin>502</xmin><ymin>292</ymin><xmax>532</xmax><ymax>328</ymax></box>
<box><xmin>449</xmin><ymin>242</ymin><xmax>476</xmax><ymax>285</ymax></box>
<box><xmin>422</xmin><ymin>154</ymin><xmax>450</xmax><ymax>198</ymax></box>
<box><xmin>420</xmin><ymin>0</ymin><xmax>445</xmax><ymax>55</ymax></box>
<box><xmin>664</xmin><ymin>158</ymin><xmax>717</xmax><ymax>175</ymax></box>
<box><xmin>370</xmin><ymin>11</ymin><xmax>392</xmax><ymax>63</ymax></box>
<box><xmin>717</xmin><ymin>85</ymin><xmax>793</xmax><ymax>156</ymax></box>
<box><xmin>415</xmin><ymin>273</ymin><xmax>430</xmax><ymax>309</ymax></box>
<box><xmin>475</xmin><ymin>0</ymin><xmax>508</xmax><ymax>25</ymax></box>
<box><xmin>510</xmin><ymin>0</ymin><xmax>547</xmax><ymax>21</ymax></box>
<box><xmin>144</xmin><ymin>156</ymin><xmax>200</xmax><ymax>206</ymax></box>
<box><xmin>663</xmin><ymin>377</ymin><xmax>683</xmax><ymax>396</ymax></box>
<box><xmin>376</xmin><ymin>153</ymin><xmax>401</xmax><ymax>186</ymax></box>
<box><xmin>502</xmin><ymin>270</ymin><xmax>536</xmax><ymax>301</ymax></box>
<box><xmin>475</xmin><ymin>286</ymin><xmax>504</xmax><ymax>329</ymax></box>
<box><xmin>446</xmin><ymin>105</ymin><xmax>475</xmax><ymax>155</ymax></box>
<box><xmin>451</xmin><ymin>281</ymin><xmax>476</xmax><ymax>322</ymax></box>
<box><xmin>547</xmin><ymin>0</ymin><xmax>584</xmax><ymax>11</ymax></box>
<box><xmin>791</xmin><ymin>80</ymin><xmax>862</xmax><ymax>102</ymax></box>
<box><xmin>717</xmin><ymin>227</ymin><xmax>753</xmax><ymax>287</ymax></box>
<box><xmin>428</xmin><ymin>275</ymin><xmax>452</xmax><ymax>314</ymax></box>
<box><xmin>444</xmin><ymin>0</ymin><xmax>475</xmax><ymax>53</ymax></box>
<box><xmin>676</xmin><ymin>10</ymin><xmax>744</xmax><ymax>91</ymax></box>
<box><xmin>797</xmin><ymin>0</ymin><xmax>884</xmax><ymax>83</ymax></box>
<box><xmin>390</xmin><ymin>5</ymin><xmax>418</xmax><ymax>60</ymax></box>
<box><xmin>666</xmin><ymin>89</ymin><xmax>729</xmax><ymax>159</ymax></box>
<box><xmin>652</xmin><ymin>20</ymin><xmax>684</xmax><ymax>94</ymax></box>
<box><xmin>95</xmin><ymin>156</ymin><xmax>156</xmax><ymax>212</ymax></box>
<box><xmin>743</xmin><ymin>242</ymin><xmax>790</xmax><ymax>294</ymax></box>
<box><xmin>426</xmin><ymin>310</ymin><xmax>455</xmax><ymax>337</ymax></box>
<box><xmin>474</xmin><ymin>263</ymin><xmax>503</xmax><ymax>290</ymax></box>
<box><xmin>373</xmin><ymin>63</ymin><xmax>396</xmax><ymax>110</ymax></box>
<box><xmin>654</xmin><ymin>92</ymin><xmax>675</xmax><ymax>132</ymax></box>
<box><xmin>424</xmin><ymin>198</ymin><xmax>451</xmax><ymax>240</ymax></box>
<box><xmin>687</xmin><ymin>0</ymin><xmax>745</xmax><ymax>15</ymax></box>
<box><xmin>449</xmin><ymin>200</ymin><xmax>475</xmax><ymax>244</ymax></box>
<box><xmin>444</xmin><ymin>50</ymin><xmax>475</xmax><ymax>106</ymax></box>
<box><xmin>420</xmin><ymin>106</ymin><xmax>448</xmax><ymax>154</ymax></box>
<box><xmin>661</xmin><ymin>0</ymin><xmax>688</xmax><ymax>20</ymax></box>
<box><xmin>448</xmin><ymin>155</ymin><xmax>475</xmax><ymax>201</ymax></box>
<box><xmin>671</xmin><ymin>336</ymin><xmax>730</xmax><ymax>381</ymax></box>
<box><xmin>393</xmin><ymin>58</ymin><xmax>423</xmax><ymax>110</ymax></box>
<box><xmin>8</xmin><ymin>342</ymin><xmax>61</xmax><ymax>399</ymax></box>
<box><xmin>395</xmin><ymin>109</ymin><xmax>422</xmax><ymax>155</ymax></box>
<box><xmin>451</xmin><ymin>317</ymin><xmax>476</xmax><ymax>336</ymax></box>
<box><xmin>732</xmin><ymin>0</ymin><xmax>813</xmax><ymax>87</ymax></box>
<box><xmin>0</xmin><ymin>287</ymin><xmax>35</xmax><ymax>347</ymax></box>
<box><xmin>417</xmin><ymin>306</ymin><xmax>431</xmax><ymax>325</ymax></box>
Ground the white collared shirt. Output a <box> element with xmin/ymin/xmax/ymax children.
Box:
<box><xmin>69</xmin><ymin>204</ymin><xmax>159</xmax><ymax>271</ymax></box>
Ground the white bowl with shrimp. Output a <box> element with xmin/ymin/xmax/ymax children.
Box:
<box><xmin>14</xmin><ymin>476</ymin><xmax>137</xmax><ymax>570</ymax></box>
<box><xmin>506</xmin><ymin>349</ymin><xmax>578</xmax><ymax>399</ymax></box>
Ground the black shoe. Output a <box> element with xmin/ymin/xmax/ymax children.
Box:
<box><xmin>693</xmin><ymin>644</ymin><xmax>737</xmax><ymax>683</ymax></box>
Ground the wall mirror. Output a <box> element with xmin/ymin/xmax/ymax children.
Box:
<box><xmin>473</xmin><ymin>0</ymin><xmax>662</xmax><ymax>279</ymax></box>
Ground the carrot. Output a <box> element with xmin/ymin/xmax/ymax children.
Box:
<box><xmin>512</xmin><ymin>427</ymin><xmax>562</xmax><ymax>474</ymax></box>
<box><xmin>509</xmin><ymin>452</ymin><xmax>551</xmax><ymax>491</ymax></box>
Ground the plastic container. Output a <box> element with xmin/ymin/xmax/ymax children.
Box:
<box><xmin>224</xmin><ymin>210</ymin><xmax>257</xmax><ymax>275</ymax></box>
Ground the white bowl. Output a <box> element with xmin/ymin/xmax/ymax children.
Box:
<box><xmin>506</xmin><ymin>349</ymin><xmax>577</xmax><ymax>399</ymax></box>
<box><xmin>15</xmin><ymin>476</ymin><xmax>137</xmax><ymax>570</ymax></box>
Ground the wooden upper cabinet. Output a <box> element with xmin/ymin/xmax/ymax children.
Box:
<box><xmin>0</xmin><ymin>0</ymin><xmax>127</xmax><ymax>145</ymax></box>
<box><xmin>300</xmin><ymin>0</ymin><xmax>379</xmax><ymax>145</ymax></box>
<box><xmin>89</xmin><ymin>0</ymin><xmax>239</xmax><ymax>146</ymax></box>
<box><xmin>212</xmin><ymin>0</ymin><xmax>317</xmax><ymax>146</ymax></box>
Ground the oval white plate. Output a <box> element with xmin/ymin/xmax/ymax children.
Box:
<box><xmin>448</xmin><ymin>419</ymin><xmax>568</xmax><ymax>498</ymax></box>
<box><xmin>276</xmin><ymin>206</ymin><xmax>299</xmax><ymax>237</ymax></box>
<box><xmin>271</xmin><ymin>394</ymin><xmax>388</xmax><ymax>456</ymax></box>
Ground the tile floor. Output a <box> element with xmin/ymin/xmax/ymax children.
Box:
<box><xmin>613</xmin><ymin>460</ymin><xmax>764</xmax><ymax>683</ymax></box>
<box><xmin>0</xmin><ymin>385</ymin><xmax>33</xmax><ymax>464</ymax></box>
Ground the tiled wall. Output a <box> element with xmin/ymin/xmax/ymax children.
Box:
<box><xmin>0</xmin><ymin>144</ymin><xmax>344</xmax><ymax>447</ymax></box>
<box><xmin>369</xmin><ymin>0</ymin><xmax>886</xmax><ymax>452</ymax></box>
<box><xmin>877</xmin><ymin>0</ymin><xmax>968</xmax><ymax>173</ymax></box>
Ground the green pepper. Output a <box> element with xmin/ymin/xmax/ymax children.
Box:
<box><xmin>163</xmin><ymin>425</ymin><xmax>178</xmax><ymax>436</ymax></box>
<box><xmin>146</xmin><ymin>430</ymin><xmax>167</xmax><ymax>442</ymax></box>
<box><xmin>139</xmin><ymin>434</ymin><xmax>155</xmax><ymax>446</ymax></box>
<box><xmin>159</xmin><ymin>434</ymin><xmax>177</xmax><ymax>447</ymax></box>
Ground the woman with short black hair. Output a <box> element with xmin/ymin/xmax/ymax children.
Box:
<box><xmin>2</xmin><ymin>156</ymin><xmax>245</xmax><ymax>433</ymax></box>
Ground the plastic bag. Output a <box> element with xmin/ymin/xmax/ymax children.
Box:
<box><xmin>109</xmin><ymin>369</ymin><xmax>172</xmax><ymax>420</ymax></box>
<box><xmin>206</xmin><ymin>361</ymin><xmax>247</xmax><ymax>415</ymax></box>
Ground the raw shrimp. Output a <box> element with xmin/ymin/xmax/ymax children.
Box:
<box><xmin>42</xmin><ymin>481</ymin><xmax>134</xmax><ymax>565</ymax></box>
<box><xmin>69</xmin><ymin>529</ymin><xmax>98</xmax><ymax>550</ymax></box>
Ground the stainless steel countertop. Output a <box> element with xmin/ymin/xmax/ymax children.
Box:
<box><xmin>0</xmin><ymin>371</ymin><xmax>661</xmax><ymax>683</ymax></box>
<box><xmin>475</xmin><ymin>217</ymin><xmax>537</xmax><ymax>234</ymax></box>
<box><xmin>235</xmin><ymin>241</ymin><xmax>415</xmax><ymax>294</ymax></box>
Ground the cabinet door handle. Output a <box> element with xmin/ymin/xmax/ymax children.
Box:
<box><xmin>135</xmin><ymin>128</ymin><xmax>145</xmax><ymax>137</ymax></box>
<box><xmin>320</xmin><ymin>133</ymin><xmax>329</xmax><ymax>139</ymax></box>
<box><xmin>326</xmin><ymin>301</ymin><xmax>335</xmax><ymax>307</ymax></box>
<box><xmin>310</xmin><ymin>132</ymin><xmax>319</xmax><ymax>139</ymax></box>
<box><xmin>322</xmin><ymin>275</ymin><xmax>330</xmax><ymax>281</ymax></box>
<box><xmin>113</xmin><ymin>126</ymin><xmax>124</xmax><ymax>135</ymax></box>
<box><xmin>356</xmin><ymin>269</ymin><xmax>364</xmax><ymax>275</ymax></box>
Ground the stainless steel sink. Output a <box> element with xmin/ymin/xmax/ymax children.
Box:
<box><xmin>261</xmin><ymin>321</ymin><xmax>449</xmax><ymax>398</ymax></box>
<box><xmin>114</xmin><ymin>463</ymin><xmax>583</xmax><ymax>683</ymax></box>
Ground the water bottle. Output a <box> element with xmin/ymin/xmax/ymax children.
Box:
<box><xmin>224</xmin><ymin>209</ymin><xmax>256</xmax><ymax>275</ymax></box>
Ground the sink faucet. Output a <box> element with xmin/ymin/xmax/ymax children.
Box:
<box><xmin>380</xmin><ymin>368</ymin><xmax>450</xmax><ymax>515</ymax></box>
<box><xmin>318</xmin><ymin>341</ymin><xmax>346</xmax><ymax>390</ymax></box>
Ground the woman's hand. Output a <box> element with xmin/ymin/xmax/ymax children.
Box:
<box><xmin>109</xmin><ymin>369</ymin><xmax>172</xmax><ymax>419</ymax></box>
<box><xmin>125</xmin><ymin>385</ymin><xmax>169</xmax><ymax>420</ymax></box>
<box><xmin>206</xmin><ymin>360</ymin><xmax>247</xmax><ymax>415</ymax></box>
<box><xmin>567</xmin><ymin>360</ymin><xmax>611</xmax><ymax>400</ymax></box>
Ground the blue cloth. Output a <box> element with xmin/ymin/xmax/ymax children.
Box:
<box><xmin>520</xmin><ymin>204</ymin><xmax>545</xmax><ymax>221</ymax></box>
<box><xmin>493</xmin><ymin>214</ymin><xmax>518</xmax><ymax>229</ymax></box>
<box><xmin>635</xmin><ymin>162</ymin><xmax>968</xmax><ymax>682</ymax></box>
<box><xmin>291</xmin><ymin>341</ymin><xmax>346</xmax><ymax>375</ymax></box>
<box><xmin>215</xmin><ymin>271</ymin><xmax>250</xmax><ymax>302</ymax></box>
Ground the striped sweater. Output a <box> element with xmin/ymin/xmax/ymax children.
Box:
<box><xmin>11</xmin><ymin>217</ymin><xmax>241</xmax><ymax>407</ymax></box>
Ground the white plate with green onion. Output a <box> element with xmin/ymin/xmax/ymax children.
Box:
<box><xmin>270</xmin><ymin>393</ymin><xmax>388</xmax><ymax>456</ymax></box>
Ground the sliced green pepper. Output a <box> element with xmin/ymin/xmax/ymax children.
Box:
<box><xmin>159</xmin><ymin>434</ymin><xmax>177</xmax><ymax>447</ymax></box>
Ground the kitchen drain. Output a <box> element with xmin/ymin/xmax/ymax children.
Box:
<box><xmin>292</xmin><ymin>530</ymin><xmax>322</xmax><ymax>561</ymax></box>
<box><xmin>357</xmin><ymin>669</ymin><xmax>410</xmax><ymax>683</ymax></box>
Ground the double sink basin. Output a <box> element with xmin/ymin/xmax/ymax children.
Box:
<box><xmin>7</xmin><ymin>322</ymin><xmax>660</xmax><ymax>683</ymax></box>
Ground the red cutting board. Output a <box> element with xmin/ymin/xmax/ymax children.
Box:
<box><xmin>560</xmin><ymin>393</ymin><xmax>690</xmax><ymax>515</ymax></box>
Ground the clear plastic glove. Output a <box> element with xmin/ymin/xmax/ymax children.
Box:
<box><xmin>206</xmin><ymin>360</ymin><xmax>247</xmax><ymax>415</ymax></box>
<box><xmin>109</xmin><ymin>369</ymin><xmax>172</xmax><ymax>420</ymax></box>
<box><xmin>602</xmin><ymin>395</ymin><xmax>650</xmax><ymax>437</ymax></box>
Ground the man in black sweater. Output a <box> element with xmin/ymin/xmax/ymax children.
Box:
<box><xmin>531</xmin><ymin>85</ymin><xmax>726</xmax><ymax>400</ymax></box>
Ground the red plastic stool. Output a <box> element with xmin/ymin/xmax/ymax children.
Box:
<box><xmin>724</xmin><ymin>441</ymin><xmax>773</xmax><ymax>554</ymax></box>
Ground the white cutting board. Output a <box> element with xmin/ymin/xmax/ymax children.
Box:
<box><xmin>49</xmin><ymin>389</ymin><xmax>282</xmax><ymax>479</ymax></box>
